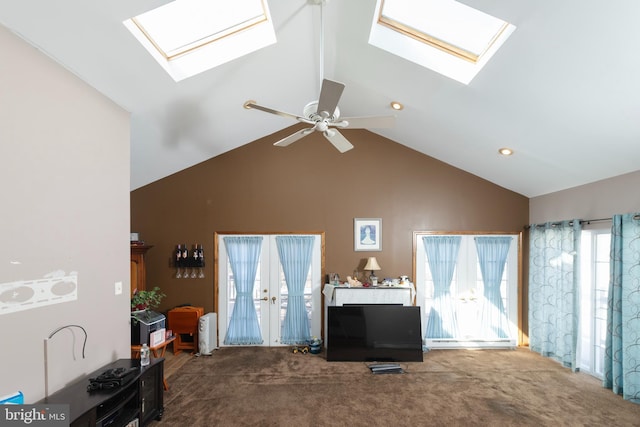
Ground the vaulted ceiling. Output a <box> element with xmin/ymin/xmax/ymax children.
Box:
<box><xmin>2</xmin><ymin>0</ymin><xmax>640</xmax><ymax>197</ymax></box>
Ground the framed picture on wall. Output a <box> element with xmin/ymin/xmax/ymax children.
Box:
<box><xmin>354</xmin><ymin>218</ymin><xmax>382</xmax><ymax>251</ymax></box>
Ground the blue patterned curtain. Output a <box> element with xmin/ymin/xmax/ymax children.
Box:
<box><xmin>423</xmin><ymin>235</ymin><xmax>461</xmax><ymax>339</ymax></box>
<box><xmin>223</xmin><ymin>236</ymin><xmax>263</xmax><ymax>345</ymax></box>
<box><xmin>277</xmin><ymin>236</ymin><xmax>314</xmax><ymax>345</ymax></box>
<box><xmin>528</xmin><ymin>220</ymin><xmax>581</xmax><ymax>370</ymax></box>
<box><xmin>604</xmin><ymin>213</ymin><xmax>640</xmax><ymax>403</ymax></box>
<box><xmin>475</xmin><ymin>236</ymin><xmax>512</xmax><ymax>339</ymax></box>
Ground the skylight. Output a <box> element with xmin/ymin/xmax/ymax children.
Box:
<box><xmin>124</xmin><ymin>0</ymin><xmax>276</xmax><ymax>82</ymax></box>
<box><xmin>369</xmin><ymin>0</ymin><xmax>516</xmax><ymax>84</ymax></box>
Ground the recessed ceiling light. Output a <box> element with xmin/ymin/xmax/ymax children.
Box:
<box><xmin>390</xmin><ymin>101</ymin><xmax>404</xmax><ymax>110</ymax></box>
<box><xmin>498</xmin><ymin>147</ymin><xmax>513</xmax><ymax>156</ymax></box>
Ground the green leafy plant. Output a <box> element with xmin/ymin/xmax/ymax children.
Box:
<box><xmin>131</xmin><ymin>286</ymin><xmax>166</xmax><ymax>311</ymax></box>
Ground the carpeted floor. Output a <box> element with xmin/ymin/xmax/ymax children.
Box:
<box><xmin>151</xmin><ymin>347</ymin><xmax>640</xmax><ymax>426</ymax></box>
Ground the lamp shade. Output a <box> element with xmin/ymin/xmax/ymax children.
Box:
<box><xmin>364</xmin><ymin>257</ymin><xmax>381</xmax><ymax>271</ymax></box>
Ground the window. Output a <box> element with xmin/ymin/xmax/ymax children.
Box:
<box><xmin>414</xmin><ymin>231</ymin><xmax>520</xmax><ymax>348</ymax></box>
<box><xmin>123</xmin><ymin>0</ymin><xmax>276</xmax><ymax>81</ymax></box>
<box><xmin>369</xmin><ymin>0</ymin><xmax>516</xmax><ymax>84</ymax></box>
<box><xmin>578</xmin><ymin>228</ymin><xmax>611</xmax><ymax>378</ymax></box>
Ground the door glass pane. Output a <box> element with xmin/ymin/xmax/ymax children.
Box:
<box><xmin>578</xmin><ymin>230</ymin><xmax>610</xmax><ymax>379</ymax></box>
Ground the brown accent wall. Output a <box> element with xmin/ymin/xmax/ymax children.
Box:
<box><xmin>131</xmin><ymin>127</ymin><xmax>529</xmax><ymax>318</ymax></box>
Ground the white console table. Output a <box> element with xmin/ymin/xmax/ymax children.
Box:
<box><xmin>322</xmin><ymin>284</ymin><xmax>414</xmax><ymax>346</ymax></box>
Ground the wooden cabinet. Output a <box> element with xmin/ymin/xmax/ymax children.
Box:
<box><xmin>41</xmin><ymin>358</ymin><xmax>164</xmax><ymax>427</ymax></box>
<box><xmin>131</xmin><ymin>244</ymin><xmax>153</xmax><ymax>297</ymax></box>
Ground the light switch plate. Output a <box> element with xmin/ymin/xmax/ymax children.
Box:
<box><xmin>115</xmin><ymin>281</ymin><xmax>123</xmax><ymax>295</ymax></box>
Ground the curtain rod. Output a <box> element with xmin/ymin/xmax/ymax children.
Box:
<box><xmin>525</xmin><ymin>214</ymin><xmax>640</xmax><ymax>229</ymax></box>
<box><xmin>579</xmin><ymin>217</ymin><xmax>612</xmax><ymax>224</ymax></box>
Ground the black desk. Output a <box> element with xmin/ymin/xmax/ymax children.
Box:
<box><xmin>41</xmin><ymin>358</ymin><xmax>164</xmax><ymax>427</ymax></box>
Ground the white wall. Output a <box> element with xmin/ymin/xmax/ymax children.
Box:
<box><xmin>0</xmin><ymin>25</ymin><xmax>131</xmax><ymax>402</ymax></box>
<box><xmin>530</xmin><ymin>170</ymin><xmax>640</xmax><ymax>224</ymax></box>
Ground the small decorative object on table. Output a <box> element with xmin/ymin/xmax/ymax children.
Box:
<box><xmin>346</xmin><ymin>276</ymin><xmax>362</xmax><ymax>287</ymax></box>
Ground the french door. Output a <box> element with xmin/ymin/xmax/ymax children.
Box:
<box><xmin>414</xmin><ymin>232</ymin><xmax>520</xmax><ymax>348</ymax></box>
<box><xmin>216</xmin><ymin>233</ymin><xmax>323</xmax><ymax>346</ymax></box>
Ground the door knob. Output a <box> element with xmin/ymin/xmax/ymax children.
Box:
<box><xmin>271</xmin><ymin>296</ymin><xmax>276</xmax><ymax>304</ymax></box>
<box><xmin>261</xmin><ymin>296</ymin><xmax>268</xmax><ymax>301</ymax></box>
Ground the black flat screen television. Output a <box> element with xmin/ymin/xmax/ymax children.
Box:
<box><xmin>327</xmin><ymin>305</ymin><xmax>423</xmax><ymax>362</ymax></box>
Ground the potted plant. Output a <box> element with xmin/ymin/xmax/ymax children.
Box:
<box><xmin>131</xmin><ymin>286</ymin><xmax>166</xmax><ymax>312</ymax></box>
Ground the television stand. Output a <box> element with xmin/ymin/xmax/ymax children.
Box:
<box><xmin>40</xmin><ymin>358</ymin><xmax>163</xmax><ymax>426</ymax></box>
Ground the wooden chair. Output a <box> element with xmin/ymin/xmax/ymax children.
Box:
<box><xmin>167</xmin><ymin>306</ymin><xmax>204</xmax><ymax>354</ymax></box>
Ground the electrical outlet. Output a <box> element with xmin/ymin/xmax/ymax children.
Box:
<box><xmin>115</xmin><ymin>281</ymin><xmax>123</xmax><ymax>295</ymax></box>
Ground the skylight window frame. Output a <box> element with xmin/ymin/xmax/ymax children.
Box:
<box><xmin>369</xmin><ymin>0</ymin><xmax>516</xmax><ymax>84</ymax></box>
<box><xmin>123</xmin><ymin>0</ymin><xmax>276</xmax><ymax>82</ymax></box>
<box><xmin>129</xmin><ymin>5</ymin><xmax>269</xmax><ymax>62</ymax></box>
<box><xmin>376</xmin><ymin>11</ymin><xmax>511</xmax><ymax>64</ymax></box>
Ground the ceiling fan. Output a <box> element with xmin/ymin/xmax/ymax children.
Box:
<box><xmin>243</xmin><ymin>1</ymin><xmax>395</xmax><ymax>153</ymax></box>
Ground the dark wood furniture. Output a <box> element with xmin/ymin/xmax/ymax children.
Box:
<box><xmin>130</xmin><ymin>244</ymin><xmax>153</xmax><ymax>297</ymax></box>
<box><xmin>41</xmin><ymin>358</ymin><xmax>163</xmax><ymax>427</ymax></box>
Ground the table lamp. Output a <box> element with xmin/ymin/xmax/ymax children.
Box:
<box><xmin>364</xmin><ymin>257</ymin><xmax>381</xmax><ymax>286</ymax></box>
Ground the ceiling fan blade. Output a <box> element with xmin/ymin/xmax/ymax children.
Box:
<box><xmin>338</xmin><ymin>115</ymin><xmax>396</xmax><ymax>129</ymax></box>
<box><xmin>316</xmin><ymin>79</ymin><xmax>345</xmax><ymax>118</ymax></box>
<box><xmin>273</xmin><ymin>128</ymin><xmax>314</xmax><ymax>148</ymax></box>
<box><xmin>323</xmin><ymin>129</ymin><xmax>354</xmax><ymax>153</ymax></box>
<box><xmin>244</xmin><ymin>100</ymin><xmax>303</xmax><ymax>122</ymax></box>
